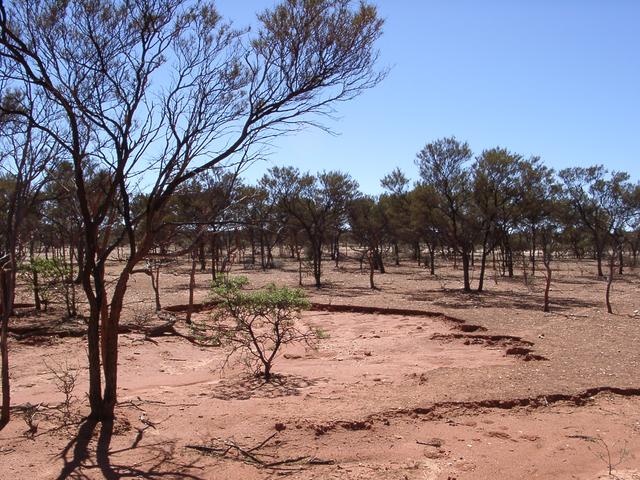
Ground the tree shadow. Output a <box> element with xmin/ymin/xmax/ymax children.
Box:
<box><xmin>307</xmin><ymin>282</ymin><xmax>379</xmax><ymax>298</ymax></box>
<box><xmin>407</xmin><ymin>287</ymin><xmax>598</xmax><ymax>312</ymax></box>
<box><xmin>210</xmin><ymin>373</ymin><xmax>319</xmax><ymax>400</ymax></box>
<box><xmin>55</xmin><ymin>417</ymin><xmax>204</xmax><ymax>479</ymax></box>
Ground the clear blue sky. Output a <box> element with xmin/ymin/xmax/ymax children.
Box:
<box><xmin>219</xmin><ymin>0</ymin><xmax>640</xmax><ymax>193</ymax></box>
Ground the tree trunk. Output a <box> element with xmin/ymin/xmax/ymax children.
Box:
<box><xmin>85</xmin><ymin>266</ymin><xmax>105</xmax><ymax>421</ymax></box>
<box><xmin>266</xmin><ymin>243</ymin><xmax>274</xmax><ymax>269</ymax></box>
<box><xmin>477</xmin><ymin>233</ymin><xmax>489</xmax><ymax>292</ymax></box>
<box><xmin>505</xmin><ymin>242</ymin><xmax>514</xmax><ymax>278</ymax></box>
<box><xmin>74</xmin><ymin>241</ymin><xmax>85</xmax><ymax>285</ymax></box>
<box><xmin>429</xmin><ymin>247</ymin><xmax>435</xmax><ymax>275</ymax></box>
<box><xmin>198</xmin><ymin>240</ymin><xmax>206</xmax><ymax>272</ymax></box>
<box><xmin>605</xmin><ymin>248</ymin><xmax>616</xmax><ymax>314</ymax></box>
<box><xmin>596</xmin><ymin>241</ymin><xmax>604</xmax><ymax>277</ymax></box>
<box><xmin>313</xmin><ymin>243</ymin><xmax>322</xmax><ymax>288</ymax></box>
<box><xmin>29</xmin><ymin>240</ymin><xmax>42</xmax><ymax>311</ymax></box>
<box><xmin>151</xmin><ymin>265</ymin><xmax>161</xmax><ymax>311</ymax></box>
<box><xmin>530</xmin><ymin>227</ymin><xmax>536</xmax><ymax>276</ymax></box>
<box><xmin>186</xmin><ymin>249</ymin><xmax>197</xmax><ymax>324</ymax></box>
<box><xmin>477</xmin><ymin>251</ymin><xmax>488</xmax><ymax>292</ymax></box>
<box><xmin>543</xmin><ymin>253</ymin><xmax>552</xmax><ymax>312</ymax></box>
<box><xmin>100</xmin><ymin>273</ymin><xmax>130</xmax><ymax>420</ymax></box>
<box><xmin>249</xmin><ymin>231</ymin><xmax>256</xmax><ymax>265</ymax></box>
<box><xmin>618</xmin><ymin>248</ymin><xmax>623</xmax><ymax>275</ymax></box>
<box><xmin>461</xmin><ymin>250</ymin><xmax>471</xmax><ymax>292</ymax></box>
<box><xmin>0</xmin><ymin>266</ymin><xmax>13</xmax><ymax>429</ymax></box>
<box><xmin>373</xmin><ymin>248</ymin><xmax>385</xmax><ymax>273</ymax></box>
<box><xmin>368</xmin><ymin>249</ymin><xmax>376</xmax><ymax>290</ymax></box>
<box><xmin>394</xmin><ymin>242</ymin><xmax>400</xmax><ymax>266</ymax></box>
<box><xmin>210</xmin><ymin>237</ymin><xmax>217</xmax><ymax>280</ymax></box>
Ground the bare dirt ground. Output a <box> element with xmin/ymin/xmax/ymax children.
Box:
<box><xmin>1</xmin><ymin>255</ymin><xmax>640</xmax><ymax>479</ymax></box>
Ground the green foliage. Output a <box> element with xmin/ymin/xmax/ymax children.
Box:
<box><xmin>212</xmin><ymin>275</ymin><xmax>310</xmax><ymax>319</ymax></box>
<box><xmin>19</xmin><ymin>258</ymin><xmax>71</xmax><ymax>309</ymax></box>
<box><xmin>314</xmin><ymin>327</ymin><xmax>330</xmax><ymax>339</ymax></box>
<box><xmin>203</xmin><ymin>276</ymin><xmax>313</xmax><ymax>380</ymax></box>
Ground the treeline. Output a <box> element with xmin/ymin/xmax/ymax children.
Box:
<box><xmin>3</xmin><ymin>137</ymin><xmax>639</xmax><ymax>308</ymax></box>
<box><xmin>146</xmin><ymin>137</ymin><xmax>638</xmax><ymax>298</ymax></box>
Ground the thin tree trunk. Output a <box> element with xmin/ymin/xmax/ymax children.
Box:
<box><xmin>605</xmin><ymin>248</ymin><xmax>616</xmax><ymax>314</ymax></box>
<box><xmin>210</xmin><ymin>237</ymin><xmax>217</xmax><ymax>280</ymax></box>
<box><xmin>368</xmin><ymin>249</ymin><xmax>376</xmax><ymax>289</ymax></box>
<box><xmin>596</xmin><ymin>241</ymin><xmax>604</xmax><ymax>277</ymax></box>
<box><xmin>198</xmin><ymin>240</ymin><xmax>206</xmax><ymax>272</ymax></box>
<box><xmin>186</xmin><ymin>249</ymin><xmax>197</xmax><ymax>324</ymax></box>
<box><xmin>151</xmin><ymin>265</ymin><xmax>161</xmax><ymax>311</ymax></box>
<box><xmin>543</xmin><ymin>253</ymin><xmax>552</xmax><ymax>312</ymax></box>
<box><xmin>477</xmin><ymin>251</ymin><xmax>488</xmax><ymax>292</ymax></box>
<box><xmin>29</xmin><ymin>240</ymin><xmax>41</xmax><ymax>311</ymax></box>
<box><xmin>260</xmin><ymin>232</ymin><xmax>266</xmax><ymax>270</ymax></box>
<box><xmin>618</xmin><ymin>248</ymin><xmax>623</xmax><ymax>275</ymax></box>
<box><xmin>530</xmin><ymin>226</ymin><xmax>537</xmax><ymax>276</ymax></box>
<box><xmin>461</xmin><ymin>250</ymin><xmax>471</xmax><ymax>292</ymax></box>
<box><xmin>477</xmin><ymin>233</ymin><xmax>489</xmax><ymax>292</ymax></box>
<box><xmin>429</xmin><ymin>247</ymin><xmax>435</xmax><ymax>275</ymax></box>
<box><xmin>313</xmin><ymin>243</ymin><xmax>322</xmax><ymax>288</ymax></box>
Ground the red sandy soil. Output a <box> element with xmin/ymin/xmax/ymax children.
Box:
<box><xmin>1</xmin><ymin>256</ymin><xmax>639</xmax><ymax>479</ymax></box>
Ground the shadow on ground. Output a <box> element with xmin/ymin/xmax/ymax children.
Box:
<box><xmin>55</xmin><ymin>418</ymin><xmax>203</xmax><ymax>479</ymax></box>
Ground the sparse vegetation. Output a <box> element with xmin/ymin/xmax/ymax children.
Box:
<box><xmin>0</xmin><ymin>1</ymin><xmax>637</xmax><ymax>479</ymax></box>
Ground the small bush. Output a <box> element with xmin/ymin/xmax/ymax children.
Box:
<box><xmin>199</xmin><ymin>275</ymin><xmax>316</xmax><ymax>380</ymax></box>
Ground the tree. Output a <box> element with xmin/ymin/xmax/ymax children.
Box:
<box><xmin>559</xmin><ymin>166</ymin><xmax>615</xmax><ymax>277</ymax></box>
<box><xmin>518</xmin><ymin>157</ymin><xmax>557</xmax><ymax>276</ymax></box>
<box><xmin>472</xmin><ymin>147</ymin><xmax>522</xmax><ymax>292</ymax></box>
<box><xmin>407</xmin><ymin>184</ymin><xmax>442</xmax><ymax>274</ymax></box>
<box><xmin>380</xmin><ymin>168</ymin><xmax>411</xmax><ymax>265</ymax></box>
<box><xmin>415</xmin><ymin>137</ymin><xmax>477</xmax><ymax>291</ymax></box>
<box><xmin>348</xmin><ymin>196</ymin><xmax>388</xmax><ymax>289</ymax></box>
<box><xmin>0</xmin><ymin>0</ymin><xmax>384</xmax><ymax>421</ymax></box>
<box><xmin>203</xmin><ymin>276</ymin><xmax>314</xmax><ymax>381</ymax></box>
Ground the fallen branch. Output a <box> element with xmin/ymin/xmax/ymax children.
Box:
<box><xmin>186</xmin><ymin>433</ymin><xmax>333</xmax><ymax>469</ymax></box>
